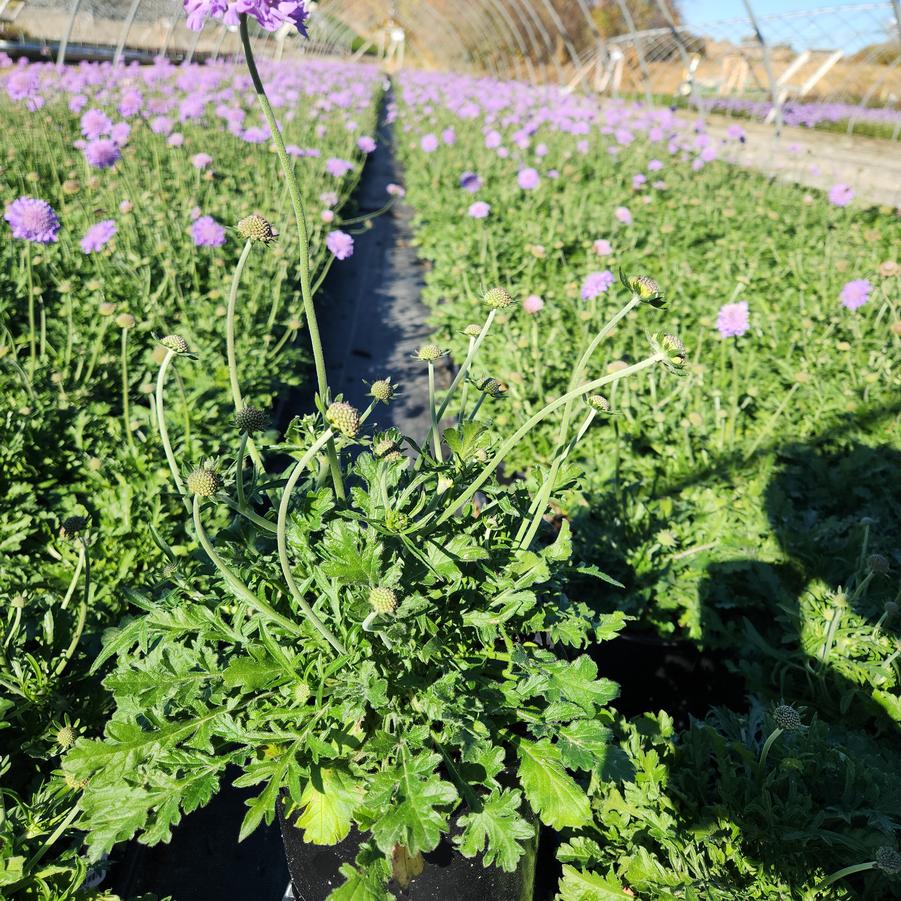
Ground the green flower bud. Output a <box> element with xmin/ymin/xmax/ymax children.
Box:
<box><xmin>370</xmin><ymin>379</ymin><xmax>395</xmax><ymax>403</ymax></box>
<box><xmin>463</xmin><ymin>324</ymin><xmax>483</xmax><ymax>338</ymax></box>
<box><xmin>369</xmin><ymin>586</ymin><xmax>397</xmax><ymax>615</ymax></box>
<box><xmin>628</xmin><ymin>275</ymin><xmax>664</xmax><ymax>305</ymax></box>
<box><xmin>478</xmin><ymin>377</ymin><xmax>508</xmax><ymax>398</ymax></box>
<box><xmin>115</xmin><ymin>313</ymin><xmax>136</xmax><ymax>329</ymax></box>
<box><xmin>59</xmin><ymin>515</ymin><xmax>88</xmax><ymax>539</ymax></box>
<box><xmin>587</xmin><ymin>394</ymin><xmax>611</xmax><ymax>413</ymax></box>
<box><xmin>186</xmin><ymin>467</ymin><xmax>222</xmax><ymax>497</ymax></box>
<box><xmin>64</xmin><ymin>772</ymin><xmax>88</xmax><ymax>791</ymax></box>
<box><xmin>650</xmin><ymin>332</ymin><xmax>687</xmax><ymax>371</ymax></box>
<box><xmin>235</xmin><ymin>406</ymin><xmax>268</xmax><ymax>435</ymax></box>
<box><xmin>293</xmin><ymin>681</ymin><xmax>311</xmax><ymax>705</ymax></box>
<box><xmin>876</xmin><ymin>847</ymin><xmax>901</xmax><ymax>876</ymax></box>
<box><xmin>161</xmin><ymin>334</ymin><xmax>189</xmax><ymax>355</ymax></box>
<box><xmin>326</xmin><ymin>401</ymin><xmax>360</xmax><ymax>438</ymax></box>
<box><xmin>375</xmin><ymin>438</ymin><xmax>404</xmax><ymax>462</ymax></box>
<box><xmin>55</xmin><ymin>726</ymin><xmax>77</xmax><ymax>749</ymax></box>
<box><xmin>237</xmin><ymin>214</ymin><xmax>278</xmax><ymax>244</ymax></box>
<box><xmin>416</xmin><ymin>343</ymin><xmax>446</xmax><ymax>362</ymax></box>
<box><xmin>867</xmin><ymin>553</ymin><xmax>889</xmax><ymax>574</ymax></box>
<box><xmin>483</xmin><ymin>287</ymin><xmax>513</xmax><ymax>309</ymax></box>
<box><xmin>773</xmin><ymin>705</ymin><xmax>802</xmax><ymax>732</ymax></box>
<box><xmin>98</xmin><ymin>302</ymin><xmax>117</xmax><ymax>317</ymax></box>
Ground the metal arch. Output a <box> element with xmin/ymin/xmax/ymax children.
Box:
<box><xmin>653</xmin><ymin>0</ymin><xmax>705</xmax><ymax>120</ymax></box>
<box><xmin>739</xmin><ymin>0</ymin><xmax>783</xmax><ymax>135</ymax></box>
<box><xmin>611</xmin><ymin>0</ymin><xmax>654</xmax><ymax>103</ymax></box>
<box><xmin>507</xmin><ymin>0</ymin><xmax>564</xmax><ymax>83</ymax></box>
<box><xmin>572</xmin><ymin>0</ymin><xmax>609</xmax><ymax>67</ymax></box>
<box><xmin>846</xmin><ymin>50</ymin><xmax>901</xmax><ymax>139</ymax></box>
<box><xmin>502</xmin><ymin>0</ymin><xmax>558</xmax><ymax>82</ymax></box>
<box><xmin>479</xmin><ymin>0</ymin><xmax>537</xmax><ymax>83</ymax></box>
<box><xmin>113</xmin><ymin>0</ymin><xmax>144</xmax><ymax>66</ymax></box>
<box><xmin>533</xmin><ymin>0</ymin><xmax>582</xmax><ymax>71</ymax></box>
<box><xmin>445</xmin><ymin>0</ymin><xmax>526</xmax><ymax>81</ymax></box>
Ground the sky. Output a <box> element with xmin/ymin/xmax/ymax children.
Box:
<box><xmin>682</xmin><ymin>0</ymin><xmax>870</xmax><ymax>23</ymax></box>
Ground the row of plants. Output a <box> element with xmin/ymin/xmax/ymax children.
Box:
<box><xmin>0</xmin><ymin>49</ymin><xmax>382</xmax><ymax>898</ymax></box>
<box><xmin>390</xmin><ymin>70</ymin><xmax>901</xmax><ymax>896</ymax></box>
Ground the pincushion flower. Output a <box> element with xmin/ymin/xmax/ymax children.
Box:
<box><xmin>468</xmin><ymin>201</ymin><xmax>490</xmax><ymax>219</ymax></box>
<box><xmin>615</xmin><ymin>206</ymin><xmax>632</xmax><ymax>225</ymax></box>
<box><xmin>518</xmin><ymin>168</ymin><xmax>540</xmax><ymax>190</ymax></box>
<box><xmin>109</xmin><ymin>122</ymin><xmax>131</xmax><ymax>146</ymax></box>
<box><xmin>593</xmin><ymin>239</ymin><xmax>612</xmax><ymax>256</ymax></box>
<box><xmin>460</xmin><ymin>171</ymin><xmax>481</xmax><ymax>193</ymax></box>
<box><xmin>191</xmin><ymin>215</ymin><xmax>226</xmax><ymax>248</ymax></box>
<box><xmin>386</xmin><ymin>183</ymin><xmax>405</xmax><ymax>197</ymax></box>
<box><xmin>81</xmin><ymin>108</ymin><xmax>112</xmax><ymax>139</ymax></box>
<box><xmin>420</xmin><ymin>133</ymin><xmax>439</xmax><ymax>153</ymax></box>
<box><xmin>326</xmin><ymin>158</ymin><xmax>353</xmax><ymax>177</ymax></box>
<box><xmin>191</xmin><ymin>153</ymin><xmax>213</xmax><ymax>169</ymax></box>
<box><xmin>828</xmin><ymin>183</ymin><xmax>854</xmax><ymax>207</ymax></box>
<box><xmin>839</xmin><ymin>278</ymin><xmax>871</xmax><ymax>309</ymax></box>
<box><xmin>523</xmin><ymin>294</ymin><xmax>544</xmax><ymax>314</ymax></box>
<box><xmin>357</xmin><ymin>136</ymin><xmax>377</xmax><ymax>153</ymax></box>
<box><xmin>4</xmin><ymin>197</ymin><xmax>61</xmax><ymax>244</ymax></box>
<box><xmin>84</xmin><ymin>139</ymin><xmax>121</xmax><ymax>169</ymax></box>
<box><xmin>581</xmin><ymin>270</ymin><xmax>615</xmax><ymax>300</ymax></box>
<box><xmin>326</xmin><ymin>230</ymin><xmax>354</xmax><ymax>260</ymax></box>
<box><xmin>184</xmin><ymin>0</ymin><xmax>308</xmax><ymax>34</ymax></box>
<box><xmin>716</xmin><ymin>301</ymin><xmax>750</xmax><ymax>337</ymax></box>
<box><xmin>80</xmin><ymin>220</ymin><xmax>117</xmax><ymax>254</ymax></box>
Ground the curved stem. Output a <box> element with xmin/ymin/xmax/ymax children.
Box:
<box><xmin>236</xmin><ymin>432</ymin><xmax>248</xmax><ymax>509</ymax></box>
<box><xmin>819</xmin><ymin>861</ymin><xmax>876</xmax><ymax>888</ymax></box>
<box><xmin>25</xmin><ymin>245</ymin><xmax>36</xmax><ymax>377</ymax></box>
<box><xmin>758</xmin><ymin>727</ymin><xmax>783</xmax><ymax>770</ymax></box>
<box><xmin>438</xmin><ymin>310</ymin><xmax>496</xmax><ymax>424</ymax></box>
<box><xmin>428</xmin><ymin>361</ymin><xmax>442</xmax><ymax>460</ymax></box>
<box><xmin>60</xmin><ymin>542</ymin><xmax>85</xmax><ymax>611</ymax></box>
<box><xmin>239</xmin><ymin>16</ymin><xmax>344</xmax><ymax>501</ymax></box>
<box><xmin>54</xmin><ymin>542</ymin><xmax>89</xmax><ymax>679</ymax></box>
<box><xmin>155</xmin><ymin>350</ymin><xmax>191</xmax><ymax>513</ymax></box>
<box><xmin>193</xmin><ymin>496</ymin><xmax>304</xmax><ymax>638</ymax></box>
<box><xmin>436</xmin><ymin>353</ymin><xmax>664</xmax><ymax>526</ymax></box>
<box><xmin>276</xmin><ymin>429</ymin><xmax>347</xmax><ymax>655</ymax></box>
<box><xmin>221</xmin><ymin>495</ymin><xmax>277</xmax><ymax>533</ymax></box>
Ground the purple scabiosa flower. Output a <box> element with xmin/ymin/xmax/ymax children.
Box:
<box><xmin>726</xmin><ymin>124</ymin><xmax>746</xmax><ymax>141</ymax></box>
<box><xmin>242</xmin><ymin>126</ymin><xmax>269</xmax><ymax>144</ymax></box>
<box><xmin>518</xmin><ymin>167</ymin><xmax>540</xmax><ymax>190</ymax></box>
<box><xmin>84</xmin><ymin>139</ymin><xmax>121</xmax><ymax>169</ymax></box>
<box><xmin>839</xmin><ymin>279</ymin><xmax>871</xmax><ymax>310</ymax></box>
<box><xmin>468</xmin><ymin>201</ymin><xmax>491</xmax><ymax>219</ymax></box>
<box><xmin>191</xmin><ymin>215</ymin><xmax>226</xmax><ymax>248</ymax></box>
<box><xmin>109</xmin><ymin>122</ymin><xmax>131</xmax><ymax>146</ymax></box>
<box><xmin>716</xmin><ymin>301</ymin><xmax>750</xmax><ymax>338</ymax></box>
<box><xmin>357</xmin><ymin>135</ymin><xmax>377</xmax><ymax>153</ymax></box>
<box><xmin>459</xmin><ymin>171</ymin><xmax>481</xmax><ymax>192</ymax></box>
<box><xmin>615</xmin><ymin>206</ymin><xmax>632</xmax><ymax>225</ymax></box>
<box><xmin>576</xmin><ymin>139</ymin><xmax>590</xmax><ymax>154</ymax></box>
<box><xmin>150</xmin><ymin>116</ymin><xmax>173</xmax><ymax>135</ymax></box>
<box><xmin>632</xmin><ymin>174</ymin><xmax>647</xmax><ymax>189</ymax></box>
<box><xmin>648</xmin><ymin>159</ymin><xmax>663</xmax><ymax>171</ymax></box>
<box><xmin>484</xmin><ymin>130</ymin><xmax>502</xmax><ymax>149</ymax></box>
<box><xmin>828</xmin><ymin>183</ymin><xmax>854</xmax><ymax>207</ymax></box>
<box><xmin>191</xmin><ymin>152</ymin><xmax>213</xmax><ymax>169</ymax></box>
<box><xmin>420</xmin><ymin>133</ymin><xmax>439</xmax><ymax>153</ymax></box>
<box><xmin>168</xmin><ymin>133</ymin><xmax>184</xmax><ymax>147</ymax></box>
<box><xmin>119</xmin><ymin>199</ymin><xmax>133</xmax><ymax>213</ymax></box>
<box><xmin>593</xmin><ymin>239</ymin><xmax>612</xmax><ymax>256</ymax></box>
<box><xmin>386</xmin><ymin>183</ymin><xmax>405</xmax><ymax>197</ymax></box>
<box><xmin>81</xmin><ymin>108</ymin><xmax>112</xmax><ymax>139</ymax></box>
<box><xmin>326</xmin><ymin>157</ymin><xmax>353</xmax><ymax>177</ymax></box>
<box><xmin>119</xmin><ymin>89</ymin><xmax>143</xmax><ymax>117</ymax></box>
<box><xmin>326</xmin><ymin>230</ymin><xmax>354</xmax><ymax>260</ymax></box>
<box><xmin>80</xmin><ymin>219</ymin><xmax>117</xmax><ymax>254</ymax></box>
<box><xmin>442</xmin><ymin>127</ymin><xmax>456</xmax><ymax>145</ymax></box>
<box><xmin>581</xmin><ymin>270</ymin><xmax>615</xmax><ymax>300</ymax></box>
<box><xmin>184</xmin><ymin>0</ymin><xmax>308</xmax><ymax>34</ymax></box>
<box><xmin>319</xmin><ymin>191</ymin><xmax>338</xmax><ymax>207</ymax></box>
<box><xmin>523</xmin><ymin>294</ymin><xmax>544</xmax><ymax>314</ymax></box>
<box><xmin>535</xmin><ymin>143</ymin><xmax>548</xmax><ymax>158</ymax></box>
<box><xmin>4</xmin><ymin>197</ymin><xmax>61</xmax><ymax>244</ymax></box>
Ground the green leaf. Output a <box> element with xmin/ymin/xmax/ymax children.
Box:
<box><xmin>223</xmin><ymin>655</ymin><xmax>284</xmax><ymax>692</ymax></box>
<box><xmin>557</xmin><ymin>721</ymin><xmax>613</xmax><ymax>772</ymax></box>
<box><xmin>556</xmin><ymin>865</ymin><xmax>631</xmax><ymax>900</ymax></box>
<box><xmin>517</xmin><ymin>739</ymin><xmax>591</xmax><ymax>829</ymax></box>
<box><xmin>365</xmin><ymin>747</ymin><xmax>458</xmax><ymax>856</ymax></box>
<box><xmin>455</xmin><ymin>789</ymin><xmax>534</xmax><ymax>872</ymax></box>
<box><xmin>521</xmin><ymin>655</ymin><xmax>619</xmax><ymax>715</ymax></box>
<box><xmin>294</xmin><ymin>767</ymin><xmax>363</xmax><ymax>845</ymax></box>
<box><xmin>443</xmin><ymin>421</ymin><xmax>491</xmax><ymax>460</ymax></box>
<box><xmin>327</xmin><ymin>862</ymin><xmax>392</xmax><ymax>901</ymax></box>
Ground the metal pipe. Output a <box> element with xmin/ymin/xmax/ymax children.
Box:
<box><xmin>740</xmin><ymin>0</ymin><xmax>783</xmax><ymax>136</ymax></box>
<box><xmin>113</xmin><ymin>0</ymin><xmax>143</xmax><ymax>67</ymax></box>
<box><xmin>57</xmin><ymin>0</ymin><xmax>83</xmax><ymax>67</ymax></box>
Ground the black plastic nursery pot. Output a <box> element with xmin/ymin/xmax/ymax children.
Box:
<box><xmin>278</xmin><ymin>797</ymin><xmax>538</xmax><ymax>901</ymax></box>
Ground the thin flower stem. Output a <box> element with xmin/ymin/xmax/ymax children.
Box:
<box><xmin>517</xmin><ymin>409</ymin><xmax>597</xmax><ymax>549</ymax></box>
<box><xmin>23</xmin><ymin>802</ymin><xmax>81</xmax><ymax>873</ymax></box>
<box><xmin>120</xmin><ymin>325</ymin><xmax>134</xmax><ymax>449</ymax></box>
<box><xmin>437</xmin><ymin>310</ymin><xmax>496</xmax><ymax>425</ymax></box>
<box><xmin>236</xmin><ymin>432</ymin><xmax>248</xmax><ymax>509</ymax></box>
<box><xmin>758</xmin><ymin>727</ymin><xmax>783</xmax><ymax>770</ymax></box>
<box><xmin>276</xmin><ymin>429</ymin><xmax>348</xmax><ymax>655</ymax></box>
<box><xmin>25</xmin><ymin>245</ymin><xmax>36</xmax><ymax>377</ymax></box>
<box><xmin>239</xmin><ymin>16</ymin><xmax>344</xmax><ymax>501</ymax></box>
<box><xmin>436</xmin><ymin>353</ymin><xmax>664</xmax><ymax>527</ymax></box>
<box><xmin>457</xmin><ymin>337</ymin><xmax>476</xmax><ymax>421</ymax></box>
<box><xmin>428</xmin><ymin>361</ymin><xmax>442</xmax><ymax>460</ymax></box>
<box><xmin>193</xmin><ymin>496</ymin><xmax>304</xmax><ymax>638</ymax></box>
<box><xmin>818</xmin><ymin>861</ymin><xmax>876</xmax><ymax>888</ymax></box>
<box><xmin>155</xmin><ymin>349</ymin><xmax>191</xmax><ymax>514</ymax></box>
<box><xmin>226</xmin><ymin>239</ymin><xmax>264</xmax><ymax>472</ymax></box>
<box><xmin>54</xmin><ymin>544</ymin><xmax>89</xmax><ymax>679</ymax></box>
<box><xmin>60</xmin><ymin>541</ymin><xmax>85</xmax><ymax>612</ymax></box>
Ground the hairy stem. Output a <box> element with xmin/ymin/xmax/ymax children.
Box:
<box><xmin>155</xmin><ymin>349</ymin><xmax>190</xmax><ymax>513</ymax></box>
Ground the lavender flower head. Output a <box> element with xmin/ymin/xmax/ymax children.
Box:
<box><xmin>581</xmin><ymin>270</ymin><xmax>615</xmax><ymax>300</ymax></box>
<box><xmin>4</xmin><ymin>197</ymin><xmax>61</xmax><ymax>244</ymax></box>
<box><xmin>326</xmin><ymin>230</ymin><xmax>354</xmax><ymax>260</ymax></box>
<box><xmin>421</xmin><ymin>133</ymin><xmax>439</xmax><ymax>153</ymax></box>
<box><xmin>523</xmin><ymin>294</ymin><xmax>544</xmax><ymax>314</ymax></box>
<box><xmin>828</xmin><ymin>183</ymin><xmax>854</xmax><ymax>207</ymax></box>
<box><xmin>184</xmin><ymin>0</ymin><xmax>308</xmax><ymax>34</ymax></box>
<box><xmin>593</xmin><ymin>239</ymin><xmax>612</xmax><ymax>256</ymax></box>
<box><xmin>839</xmin><ymin>279</ymin><xmax>871</xmax><ymax>310</ymax></box>
<box><xmin>615</xmin><ymin>206</ymin><xmax>632</xmax><ymax>225</ymax></box>
<box><xmin>80</xmin><ymin>219</ymin><xmax>117</xmax><ymax>254</ymax></box>
<box><xmin>468</xmin><ymin>201</ymin><xmax>491</xmax><ymax>219</ymax></box>
<box><xmin>459</xmin><ymin>171</ymin><xmax>482</xmax><ymax>193</ymax></box>
<box><xmin>716</xmin><ymin>301</ymin><xmax>750</xmax><ymax>338</ymax></box>
<box><xmin>518</xmin><ymin>167</ymin><xmax>540</xmax><ymax>190</ymax></box>
<box><xmin>191</xmin><ymin>215</ymin><xmax>226</xmax><ymax>248</ymax></box>
<box><xmin>84</xmin><ymin>139</ymin><xmax>121</xmax><ymax>170</ymax></box>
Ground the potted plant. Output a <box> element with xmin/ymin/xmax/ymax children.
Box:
<box><xmin>62</xmin><ymin>7</ymin><xmax>687</xmax><ymax>897</ymax></box>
